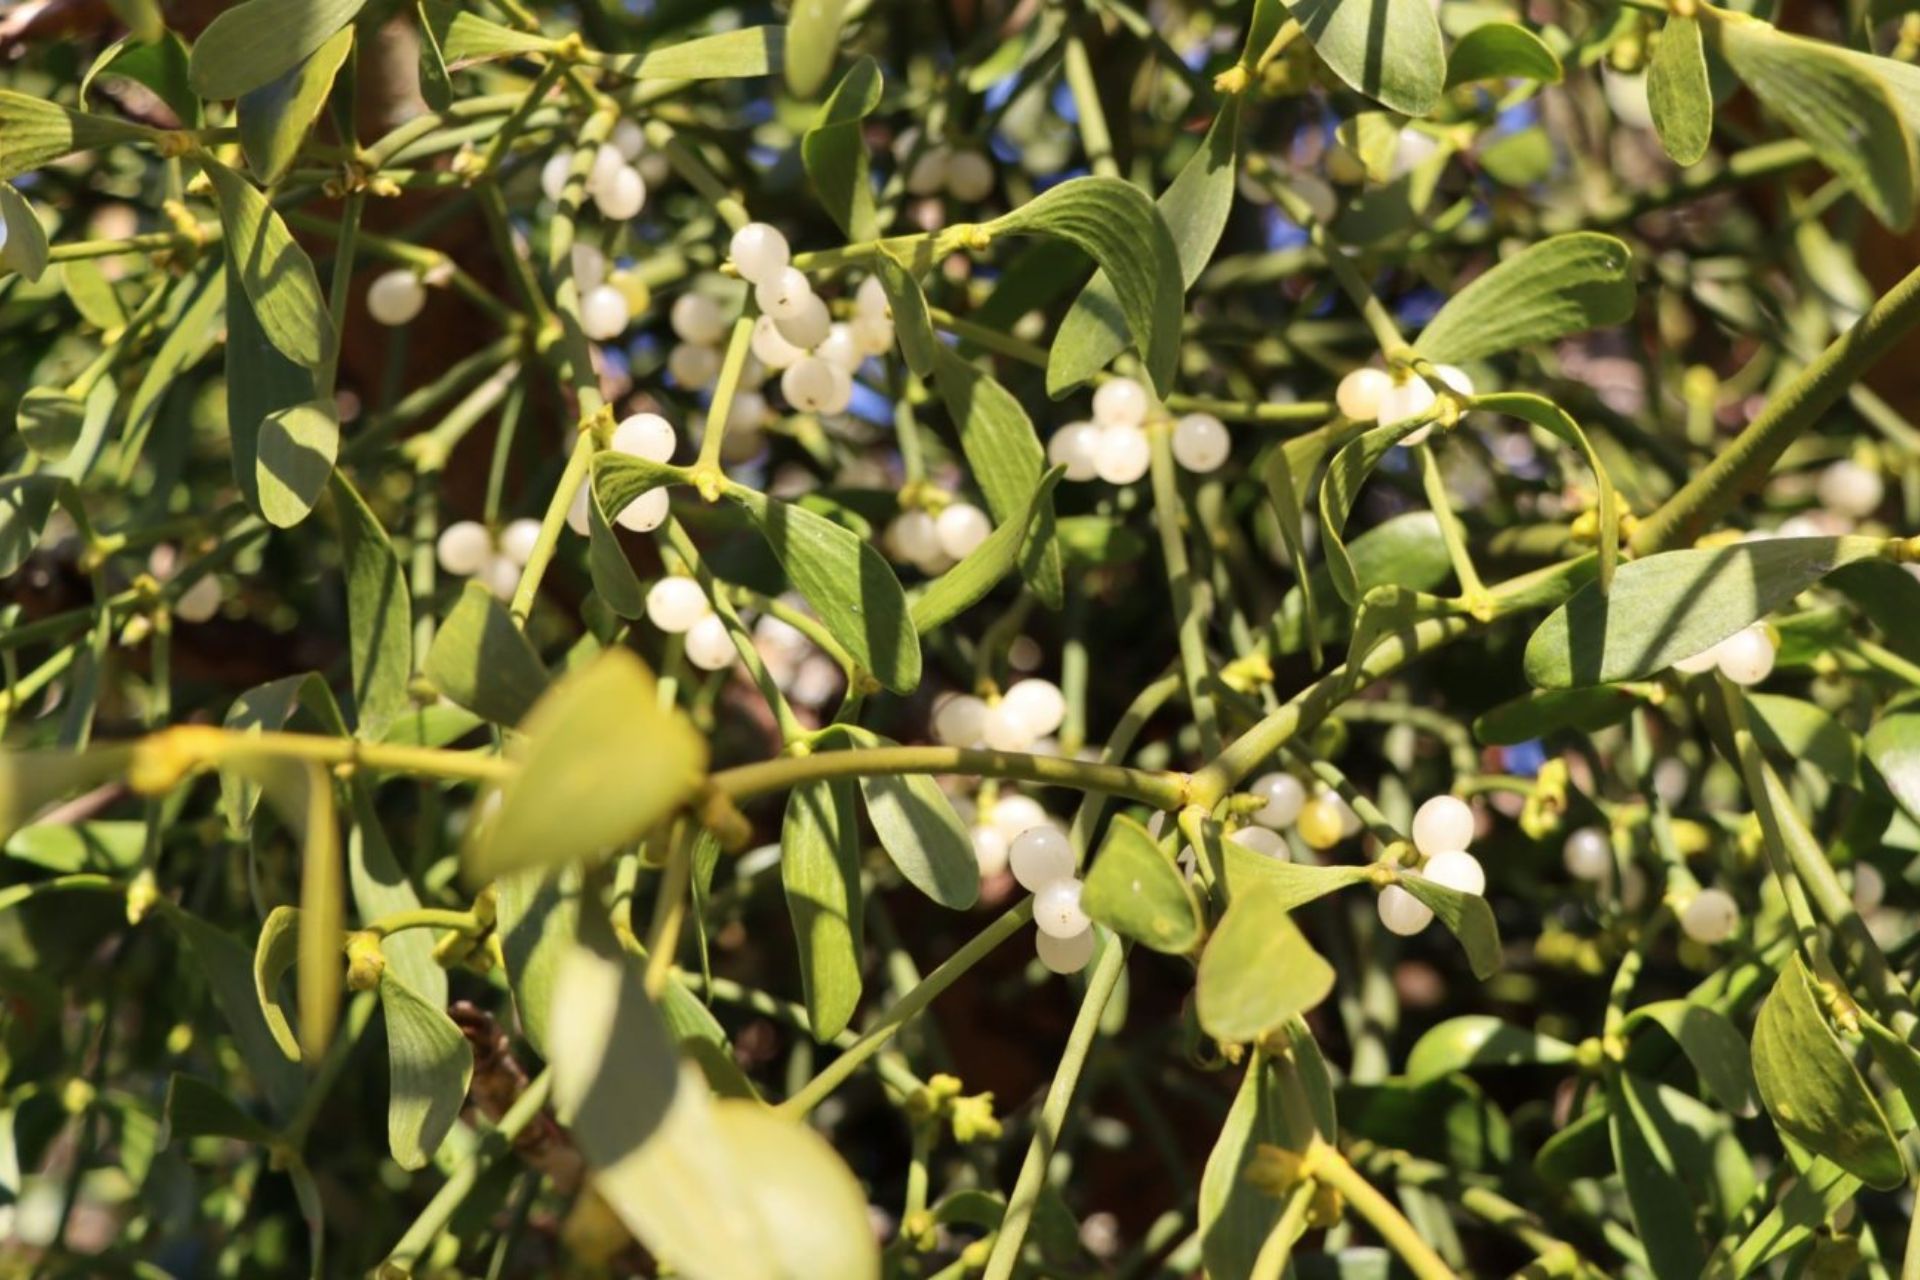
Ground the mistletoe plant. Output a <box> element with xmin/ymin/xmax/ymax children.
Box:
<box><xmin>7</xmin><ymin>0</ymin><xmax>1920</xmax><ymax>1275</ymax></box>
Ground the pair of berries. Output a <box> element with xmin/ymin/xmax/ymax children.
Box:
<box><xmin>934</xmin><ymin>681</ymin><xmax>1067</xmax><ymax>754</ymax></box>
<box><xmin>1046</xmin><ymin>379</ymin><xmax>1234</xmax><ymax>484</ymax></box>
<box><xmin>1335</xmin><ymin>364</ymin><xmax>1475</xmax><ymax>445</ymax></box>
<box><xmin>643</xmin><ymin>577</ymin><xmax>735</xmax><ymax>671</ymax></box>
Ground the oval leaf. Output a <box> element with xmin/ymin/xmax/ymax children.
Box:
<box><xmin>1080</xmin><ymin>814</ymin><xmax>1203</xmax><ymax>955</ymax></box>
<box><xmin>423</xmin><ymin>582</ymin><xmax>551</xmax><ymax>726</ymax></box>
<box><xmin>1285</xmin><ymin>0</ymin><xmax>1444</xmax><ymax>116</ymax></box>
<box><xmin>205</xmin><ymin>158</ymin><xmax>332</xmax><ymax>369</ymax></box>
<box><xmin>188</xmin><ymin>0</ymin><xmax>367</xmax><ymax>101</ymax></box>
<box><xmin>1195</xmin><ymin>887</ymin><xmax>1336</xmax><ymax>1044</ymax></box>
<box><xmin>257</xmin><ymin>400</ymin><xmax>339</xmax><ymax>529</ymax></box>
<box><xmin>1406</xmin><ymin>1016</ymin><xmax>1577</xmax><ymax>1083</ymax></box>
<box><xmin>378</xmin><ymin>967</ymin><xmax>472</xmax><ymax>1170</ymax></box>
<box><xmin>781</xmin><ymin>779</ymin><xmax>863</xmax><ymax>1041</ymax></box>
<box><xmin>1648</xmin><ymin>15</ymin><xmax>1712</xmax><ymax>166</ymax></box>
<box><xmin>1415</xmin><ymin>233</ymin><xmax>1635</xmax><ymax>366</ymax></box>
<box><xmin>858</xmin><ymin>768</ymin><xmax>979</xmax><ymax>910</ymax></box>
<box><xmin>1444</xmin><ymin>22</ymin><xmax>1562</xmax><ymax>89</ymax></box>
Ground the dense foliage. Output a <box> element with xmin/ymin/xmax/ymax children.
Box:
<box><xmin>6</xmin><ymin>0</ymin><xmax>1920</xmax><ymax>1275</ymax></box>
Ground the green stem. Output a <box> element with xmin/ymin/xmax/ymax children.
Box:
<box><xmin>364</xmin><ymin>907</ymin><xmax>482</xmax><ymax>939</ymax></box>
<box><xmin>693</xmin><ymin>307</ymin><xmax>759</xmax><ymax>477</ymax></box>
<box><xmin>979</xmin><ymin>936</ymin><xmax>1129</xmax><ymax>1280</ymax></box>
<box><xmin>713</xmin><ymin>744</ymin><xmax>1187</xmax><ymax>809</ymax></box>
<box><xmin>1249</xmin><ymin>1183</ymin><xmax>1317</xmax><ymax>1280</ymax></box>
<box><xmin>777</xmin><ymin>902</ymin><xmax>1033</xmax><ymax>1118</ymax></box>
<box><xmin>1148</xmin><ymin>425</ymin><xmax>1222</xmax><ymax>757</ymax></box>
<box><xmin>1310</xmin><ymin>1142</ymin><xmax>1458</xmax><ymax>1280</ymax></box>
<box><xmin>1062</xmin><ymin>32</ymin><xmax>1121</xmax><ymax>179</ymax></box>
<box><xmin>1633</xmin><ymin>257</ymin><xmax>1920</xmax><ymax>552</ymax></box>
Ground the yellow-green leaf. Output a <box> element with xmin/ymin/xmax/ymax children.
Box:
<box><xmin>1195</xmin><ymin>886</ymin><xmax>1336</xmax><ymax>1043</ymax></box>
<box><xmin>1443</xmin><ymin>22</ymin><xmax>1562</xmax><ymax>89</ymax></box>
<box><xmin>378</xmin><ymin>966</ymin><xmax>471</xmax><ymax>1170</ymax></box>
<box><xmin>467</xmin><ymin>649</ymin><xmax>707</xmax><ymax>879</ymax></box>
<box><xmin>238</xmin><ymin>24</ymin><xmax>354</xmax><ymax>184</ymax></box>
<box><xmin>785</xmin><ymin>0</ymin><xmax>844</xmax><ymax>98</ymax></box>
<box><xmin>1648</xmin><ymin>15</ymin><xmax>1712</xmax><ymax>166</ymax></box>
<box><xmin>423</xmin><ymin>582</ymin><xmax>550</xmax><ymax>726</ymax></box>
<box><xmin>1080</xmin><ymin>815</ymin><xmax>1203</xmax><ymax>954</ymax></box>
<box><xmin>256</xmin><ymin>400</ymin><xmax>339</xmax><ymax>529</ymax></box>
<box><xmin>0</xmin><ymin>90</ymin><xmax>154</xmax><ymax>182</ymax></box>
<box><xmin>782</xmin><ymin>779</ymin><xmax>863</xmax><ymax>1040</ymax></box>
<box><xmin>1283</xmin><ymin>0</ymin><xmax>1445</xmax><ymax>116</ymax></box>
<box><xmin>1415</xmin><ymin>233</ymin><xmax>1635</xmax><ymax>366</ymax></box>
<box><xmin>205</xmin><ymin>158</ymin><xmax>332</xmax><ymax>369</ymax></box>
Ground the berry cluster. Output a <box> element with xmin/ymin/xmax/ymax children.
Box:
<box><xmin>435</xmin><ymin>517</ymin><xmax>544</xmax><ymax>600</ymax></box>
<box><xmin>731</xmin><ymin>223</ymin><xmax>896</xmax><ymax>416</ymax></box>
<box><xmin>538</xmin><ymin>120</ymin><xmax>656</xmax><ymax>220</ymax></box>
<box><xmin>1378</xmin><ymin>795</ymin><xmax>1487</xmax><ymax>937</ymax></box>
<box><xmin>899</xmin><ymin>137</ymin><xmax>997</xmax><ymax>204</ymax></box>
<box><xmin>882</xmin><ymin>497</ymin><xmax>992</xmax><ymax>575</ymax></box>
<box><xmin>933</xmin><ymin>679</ymin><xmax>1066</xmax><ymax>754</ymax></box>
<box><xmin>1045</xmin><ymin>378</ymin><xmax>1232</xmax><ymax>484</ymax></box>
<box><xmin>1011</xmin><ymin>825</ymin><xmax>1095</xmax><ymax>975</ymax></box>
<box><xmin>1335</xmin><ymin>363</ymin><xmax>1474</xmax><ymax>446</ymax></box>
<box><xmin>567</xmin><ymin>411</ymin><xmax>677</xmax><ymax>534</ymax></box>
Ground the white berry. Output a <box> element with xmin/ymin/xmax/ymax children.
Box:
<box><xmin>946</xmin><ymin>149</ymin><xmax>995</xmax><ymax>202</ymax></box>
<box><xmin>888</xmin><ymin>509</ymin><xmax>940</xmax><ymax>566</ymax></box>
<box><xmin>972</xmin><ymin>825</ymin><xmax>1010</xmax><ymax>878</ymax></box>
<box><xmin>436</xmin><ymin>520</ymin><xmax>493</xmax><ymax>577</ymax></box>
<box><xmin>781</xmin><ymin>356</ymin><xmax>839</xmax><ymax>413</ymax></box>
<box><xmin>593</xmin><ymin>165</ymin><xmax>646</xmax><ymax>220</ymax></box>
<box><xmin>1010</xmin><ymin>825</ymin><xmax>1075</xmax><ymax>892</ymax></box>
<box><xmin>1093</xmin><ymin>424</ymin><xmax>1151</xmax><ymax>484</ymax></box>
<box><xmin>1033</xmin><ymin>878</ymin><xmax>1090</xmax><ymax>938</ymax></box>
<box><xmin>774</xmin><ymin>292</ymin><xmax>832</xmax><ymax>349</ymax></box>
<box><xmin>482</xmin><ymin>553</ymin><xmax>521</xmax><ymax>600</ymax></box>
<box><xmin>1379</xmin><ymin>373</ymin><xmax>1437</xmax><ymax>427</ymax></box>
<box><xmin>751</xmin><ymin>314</ymin><xmax>805</xmax><ymax>370</ymax></box>
<box><xmin>1092</xmin><ymin>378</ymin><xmax>1149</xmax><ymax>429</ymax></box>
<box><xmin>585</xmin><ymin>143</ymin><xmax>624</xmax><ymax>195</ymax></box>
<box><xmin>1377</xmin><ymin>883</ymin><xmax>1434</xmax><ymax>936</ymax></box>
<box><xmin>1817</xmin><ymin>460</ymin><xmax>1884</xmax><ymax>519</ymax></box>
<box><xmin>1249</xmin><ymin>773</ymin><xmax>1306</xmax><ymax>829</ymax></box>
<box><xmin>1048</xmin><ymin>422</ymin><xmax>1102</xmax><ymax>482</ymax></box>
<box><xmin>668</xmin><ymin>341</ymin><xmax>721</xmax><ymax>389</ymax></box>
<box><xmin>615</xmin><ymin>488</ymin><xmax>669</xmax><ymax>533</ymax></box>
<box><xmin>1172</xmin><ymin>413</ymin><xmax>1230</xmax><ymax>473</ymax></box>
<box><xmin>1671</xmin><ymin>641</ymin><xmax>1722</xmax><ymax>676</ymax></box>
<box><xmin>1680</xmin><ymin>888</ymin><xmax>1740</xmax><ymax>944</ymax></box>
<box><xmin>815</xmin><ymin>322</ymin><xmax>864</xmax><ymax>373</ymax></box>
<box><xmin>611</xmin><ymin>117</ymin><xmax>646</xmax><ymax>161</ymax></box>
<box><xmin>1434</xmin><ymin>364</ymin><xmax>1474</xmax><ymax>398</ymax></box>
<box><xmin>754</xmin><ymin>267</ymin><xmax>814</xmax><ymax>321</ymax></box>
<box><xmin>1035</xmin><ymin>925</ymin><xmax>1095</xmax><ymax>974</ymax></box>
<box><xmin>982</xmin><ymin>700</ymin><xmax>1036</xmax><ymax>751</ymax></box>
<box><xmin>933</xmin><ymin>694</ymin><xmax>988</xmax><ymax>747</ymax></box>
<box><xmin>646</xmin><ymin>577</ymin><xmax>710</xmax><ymax>633</ymax></box>
<box><xmin>1227</xmin><ymin>827</ymin><xmax>1288</xmax><ymax>859</ymax></box>
<box><xmin>990</xmin><ymin>794</ymin><xmax>1048</xmax><ymax>841</ymax></box>
<box><xmin>611</xmin><ymin>413</ymin><xmax>676</xmax><ymax>462</ymax></box>
<box><xmin>174</xmin><ymin>573</ymin><xmax>223</xmax><ymax>623</ymax></box>
<box><xmin>1411</xmin><ymin>795</ymin><xmax>1474</xmax><ymax>858</ymax></box>
<box><xmin>855</xmin><ymin>275</ymin><xmax>890</xmax><ymax>317</ymax></box>
<box><xmin>670</xmin><ymin>293</ymin><xmax>727</xmax><ymax>346</ymax></box>
<box><xmin>367</xmin><ymin>269</ymin><xmax>426</xmax><ymax>326</ymax></box>
<box><xmin>1422</xmin><ymin>850</ymin><xmax>1485</xmax><ymax>897</ymax></box>
<box><xmin>1563</xmin><ymin>827</ymin><xmax>1612</xmax><ymax>881</ymax></box>
<box><xmin>580</xmin><ymin>284</ymin><xmax>630</xmax><ymax>341</ymax></box>
<box><xmin>498</xmin><ymin>518</ymin><xmax>541</xmax><ymax>567</ymax></box>
<box><xmin>683</xmin><ymin>614</ymin><xmax>736</xmax><ymax>671</ymax></box>
<box><xmin>935</xmin><ymin>502</ymin><xmax>992</xmax><ymax>560</ymax></box>
<box><xmin>1001</xmin><ymin>678</ymin><xmax>1065</xmax><ymax>740</ymax></box>
<box><xmin>905</xmin><ymin>145</ymin><xmax>951</xmax><ymax>196</ymax></box>
<box><xmin>1714</xmin><ymin>624</ymin><xmax>1776</xmax><ymax>687</ymax></box>
<box><xmin>571</xmin><ymin>242</ymin><xmax>607</xmax><ymax>294</ymax></box>
<box><xmin>729</xmin><ymin>222</ymin><xmax>791</xmax><ymax>287</ymax></box>
<box><xmin>1336</xmin><ymin>367</ymin><xmax>1392</xmax><ymax>421</ymax></box>
<box><xmin>850</xmin><ymin>311</ymin><xmax>895</xmax><ymax>358</ymax></box>
<box><xmin>540</xmin><ymin>151</ymin><xmax>571</xmax><ymax>202</ymax></box>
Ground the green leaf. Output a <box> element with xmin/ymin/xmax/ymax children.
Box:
<box><xmin>415</xmin><ymin>0</ymin><xmax>454</xmax><ymax>112</ymax></box>
<box><xmin>1473</xmin><ymin>392</ymin><xmax>1618</xmax><ymax>591</ymax></box>
<box><xmin>61</xmin><ymin>260</ymin><xmax>126</xmax><ymax>332</ymax></box>
<box><xmin>219</xmin><ymin>673</ymin><xmax>345</xmax><ymax>832</ymax></box>
<box><xmin>1609</xmin><ymin>1072</ymin><xmax>1710</xmax><ymax>1280</ymax></box>
<box><xmin>256</xmin><ymin>400</ymin><xmax>339</xmax><ymax>529</ymax></box>
<box><xmin>1219</xmin><ymin>837</ymin><xmax>1374</xmax><ymax>909</ymax></box>
<box><xmin>1752</xmin><ymin>953</ymin><xmax>1906</xmax><ymax>1190</ymax></box>
<box><xmin>5</xmin><ymin>820</ymin><xmax>144</xmax><ymax>873</ymax></box>
<box><xmin>1318</xmin><ymin>415</ymin><xmax>1439</xmax><ymax>606</ymax></box>
<box><xmin>1198</xmin><ymin>1025</ymin><xmax>1334</xmax><ymax>1279</ymax></box>
<box><xmin>1079</xmin><ymin>815</ymin><xmax>1202</xmax><ymax>954</ymax></box>
<box><xmin>468</xmin><ymin>649</ymin><xmax>707</xmax><ymax>879</ymax></box>
<box><xmin>1051</xmin><ymin>98</ymin><xmax>1239</xmax><ymax>389</ymax></box>
<box><xmin>1829</xmin><ymin>559</ymin><xmax>1920</xmax><ymax>665</ymax></box>
<box><xmin>330</xmin><ymin>473</ymin><xmax>414</xmax><ymax>738</ymax></box>
<box><xmin>1474</xmin><ymin>685</ymin><xmax>1641</xmax><ymax>745</ymax></box>
<box><xmin>85</xmin><ymin>32</ymin><xmax>199</xmax><ymax>127</ymax></box>
<box><xmin>782</xmin><ymin>779</ymin><xmax>863</xmax><ymax>1041</ymax></box>
<box><xmin>1648</xmin><ymin>15</ymin><xmax>1712</xmax><ymax>166</ymax></box>
<box><xmin>0</xmin><ymin>477</ymin><xmax>60</xmax><ymax>579</ymax></box>
<box><xmin>345</xmin><ymin>781</ymin><xmax>443</xmax><ymax>1004</ymax></box>
<box><xmin>706</xmin><ymin>1101</ymin><xmax>883</xmax><ymax>1280</ymax></box>
<box><xmin>16</xmin><ymin>388</ymin><xmax>86</xmax><ymax>462</ymax></box>
<box><xmin>188</xmin><ymin>0</ymin><xmax>368</xmax><ymax>101</ymax></box>
<box><xmin>1715</xmin><ymin>1152</ymin><xmax>1859</xmax><ymax>1279</ymax></box>
<box><xmin>1416</xmin><ymin>233</ymin><xmax>1635</xmax><ymax>365</ymax></box>
<box><xmin>871</xmin><ymin>258</ymin><xmax>936</xmax><ymax>375</ymax></box>
<box><xmin>125</xmin><ymin>265</ymin><xmax>223</xmax><ymax>457</ymax></box>
<box><xmin>911</xmin><ymin>467</ymin><xmax>1065</xmax><ymax>632</ymax></box>
<box><xmin>802</xmin><ymin>57</ymin><xmax>882</xmax><ymax>242</ymax></box>
<box><xmin>1713</xmin><ymin>13</ymin><xmax>1915</xmax><ymax>230</ymax></box>
<box><xmin>378</xmin><ymin>967</ymin><xmax>471</xmax><ymax>1171</ymax></box>
<box><xmin>162</xmin><ymin>1073</ymin><xmax>275</xmax><ymax>1147</ymax></box>
<box><xmin>226</xmin><ymin>249</ymin><xmax>315</xmax><ymax>516</ymax></box>
<box><xmin>596</xmin><ymin>27</ymin><xmax>785</xmax><ymax>82</ymax></box>
<box><xmin>160</xmin><ymin>906</ymin><xmax>305</xmax><ymax>1119</ymax></box>
<box><xmin>238</xmin><ymin>24</ymin><xmax>354</xmax><ymax>184</ymax></box>
<box><xmin>586</xmin><ymin>482</ymin><xmax>647</xmax><ymax>619</ymax></box>
<box><xmin>928</xmin><ymin>346</ymin><xmax>1063</xmax><ymax>609</ymax></box>
<box><xmin>0</xmin><ymin>90</ymin><xmax>154</xmax><ymax>182</ymax></box>
<box><xmin>205</xmin><ymin>158</ymin><xmax>332</xmax><ymax>369</ymax></box>
<box><xmin>985</xmin><ymin>176</ymin><xmax>1183</xmax><ymax>396</ymax></box>
<box><xmin>723</xmin><ymin>481</ymin><xmax>921</xmax><ymax>694</ymax></box>
<box><xmin>1855</xmin><ymin>1009</ymin><xmax>1920</xmax><ymax>1136</ymax></box>
<box><xmin>1283</xmin><ymin>0</ymin><xmax>1445</xmax><ymax>116</ymax></box>
<box><xmin>1525</xmin><ymin>536</ymin><xmax>1885</xmax><ymax>689</ymax></box>
<box><xmin>253</xmin><ymin>904</ymin><xmax>305</xmax><ymax>1062</ymax></box>
<box><xmin>1397</xmin><ymin>874</ymin><xmax>1501</xmax><ymax>979</ymax></box>
<box><xmin>0</xmin><ymin>182</ymin><xmax>50</xmax><ymax>282</ymax></box>
<box><xmin>1865</xmin><ymin>692</ymin><xmax>1920</xmax><ymax>823</ymax></box>
<box><xmin>858</xmin><ymin>765</ymin><xmax>979</xmax><ymax>911</ymax></box>
<box><xmin>424</xmin><ymin>582</ymin><xmax>551</xmax><ymax>726</ymax></box>
<box><xmin>1443</xmin><ymin>22</ymin><xmax>1562</xmax><ymax>88</ymax></box>
<box><xmin>785</xmin><ymin>0</ymin><xmax>845</xmax><ymax>97</ymax></box>
<box><xmin>440</xmin><ymin>11</ymin><xmax>555</xmax><ymax>64</ymax></box>
<box><xmin>494</xmin><ymin>866</ymin><xmax>580</xmax><ymax>1059</ymax></box>
<box><xmin>1260</xmin><ymin>435</ymin><xmax>1325</xmax><ymax>667</ymax></box>
<box><xmin>1196</xmin><ymin>886</ymin><xmax>1336</xmax><ymax>1043</ymax></box>
<box><xmin>1405</xmin><ymin>1016</ymin><xmax>1577</xmax><ymax>1083</ymax></box>
<box><xmin>1626</xmin><ymin>1000</ymin><xmax>1757</xmax><ymax>1114</ymax></box>
<box><xmin>1745</xmin><ymin>692</ymin><xmax>1861</xmax><ymax>789</ymax></box>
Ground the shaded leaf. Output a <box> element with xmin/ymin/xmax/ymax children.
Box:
<box><xmin>424</xmin><ymin>583</ymin><xmax>550</xmax><ymax>726</ymax></box>
<box><xmin>1080</xmin><ymin>814</ymin><xmax>1202</xmax><ymax>954</ymax></box>
<box><xmin>858</xmin><ymin>765</ymin><xmax>979</xmax><ymax>910</ymax></box>
<box><xmin>330</xmin><ymin>473</ymin><xmax>413</xmax><ymax>738</ymax></box>
<box><xmin>238</xmin><ymin>24</ymin><xmax>354</xmax><ymax>183</ymax></box>
<box><xmin>1397</xmin><ymin>874</ymin><xmax>1501</xmax><ymax>979</ymax></box>
<box><xmin>162</xmin><ymin>1073</ymin><xmax>275</xmax><ymax>1147</ymax></box>
<box><xmin>1609</xmin><ymin>1072</ymin><xmax>1710</xmax><ymax>1279</ymax></box>
<box><xmin>1416</xmin><ymin>233</ymin><xmax>1635</xmax><ymax>366</ymax></box>
<box><xmin>1283</xmin><ymin>0</ymin><xmax>1445</xmax><ymax>116</ymax></box>
<box><xmin>911</xmin><ymin>467</ymin><xmax>1064</xmax><ymax>632</ymax></box>
<box><xmin>1195</xmin><ymin>886</ymin><xmax>1336</xmax><ymax>1043</ymax></box>
<box><xmin>782</xmin><ymin>780</ymin><xmax>863</xmax><ymax>1041</ymax></box>
<box><xmin>1405</xmin><ymin>1016</ymin><xmax>1577</xmax><ymax>1083</ymax></box>
<box><xmin>256</xmin><ymin>400</ymin><xmax>339</xmax><ymax>529</ymax></box>
<box><xmin>205</xmin><ymin>158</ymin><xmax>332</xmax><ymax>369</ymax></box>
<box><xmin>0</xmin><ymin>90</ymin><xmax>154</xmax><ymax>182</ymax></box>
<box><xmin>378</xmin><ymin>967</ymin><xmax>471</xmax><ymax>1170</ymax></box>
<box><xmin>188</xmin><ymin>0</ymin><xmax>367</xmax><ymax>100</ymax></box>
<box><xmin>1444</xmin><ymin>22</ymin><xmax>1562</xmax><ymax>88</ymax></box>
<box><xmin>1627</xmin><ymin>1000</ymin><xmax>1757</xmax><ymax>1114</ymax></box>
<box><xmin>801</xmin><ymin>57</ymin><xmax>881</xmax><ymax>241</ymax></box>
